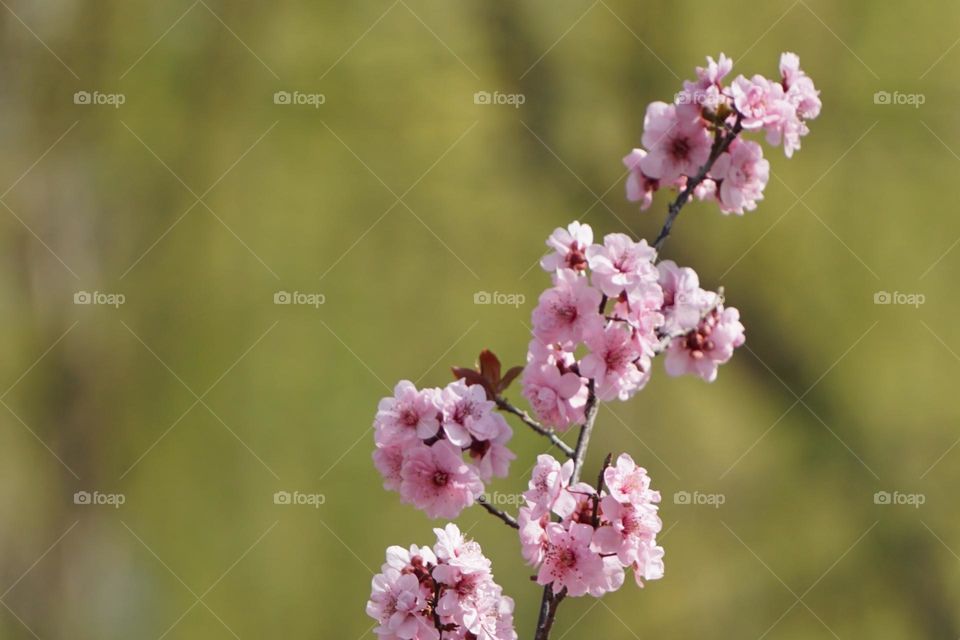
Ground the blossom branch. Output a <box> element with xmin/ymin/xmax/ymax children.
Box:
<box><xmin>534</xmin><ymin>382</ymin><xmax>599</xmax><ymax>640</ymax></box>
<box><xmin>653</xmin><ymin>115</ymin><xmax>744</xmax><ymax>251</ymax></box>
<box><xmin>476</xmin><ymin>494</ymin><xmax>520</xmax><ymax>529</ymax></box>
<box><xmin>496</xmin><ymin>397</ymin><xmax>575</xmax><ymax>458</ymax></box>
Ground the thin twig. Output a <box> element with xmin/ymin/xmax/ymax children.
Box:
<box><xmin>653</xmin><ymin>116</ymin><xmax>743</xmax><ymax>251</ymax></box>
<box><xmin>533</xmin><ymin>383</ymin><xmax>598</xmax><ymax>640</ymax></box>
<box><xmin>496</xmin><ymin>397</ymin><xmax>575</xmax><ymax>458</ymax></box>
<box><xmin>476</xmin><ymin>494</ymin><xmax>519</xmax><ymax>529</ymax></box>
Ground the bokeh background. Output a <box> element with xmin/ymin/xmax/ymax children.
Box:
<box><xmin>0</xmin><ymin>1</ymin><xmax>957</xmax><ymax>638</ymax></box>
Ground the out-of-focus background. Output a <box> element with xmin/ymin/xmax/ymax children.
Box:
<box><xmin>0</xmin><ymin>1</ymin><xmax>957</xmax><ymax>638</ymax></box>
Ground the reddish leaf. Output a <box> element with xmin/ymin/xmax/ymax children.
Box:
<box><xmin>478</xmin><ymin>349</ymin><xmax>502</xmax><ymax>388</ymax></box>
<box><xmin>498</xmin><ymin>366</ymin><xmax>524</xmax><ymax>393</ymax></box>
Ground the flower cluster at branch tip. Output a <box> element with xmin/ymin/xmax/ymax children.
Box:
<box><xmin>523</xmin><ymin>221</ymin><xmax>745</xmax><ymax>430</ymax></box>
<box><xmin>367</xmin><ymin>524</ymin><xmax>517</xmax><ymax>640</ymax></box>
<box><xmin>625</xmin><ymin>52</ymin><xmax>819</xmax><ymax>215</ymax></box>
<box><xmin>518</xmin><ymin>453</ymin><xmax>664</xmax><ymax>597</ymax></box>
<box><xmin>373</xmin><ymin>379</ymin><xmax>515</xmax><ymax>519</ymax></box>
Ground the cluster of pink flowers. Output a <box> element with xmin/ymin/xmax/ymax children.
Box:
<box><xmin>373</xmin><ymin>380</ymin><xmax>515</xmax><ymax>518</ymax></box>
<box><xmin>523</xmin><ymin>222</ymin><xmax>745</xmax><ymax>430</ymax></box>
<box><xmin>625</xmin><ymin>52</ymin><xmax>820</xmax><ymax>215</ymax></box>
<box><xmin>517</xmin><ymin>454</ymin><xmax>664</xmax><ymax>597</ymax></box>
<box><xmin>366</xmin><ymin>524</ymin><xmax>517</xmax><ymax>640</ymax></box>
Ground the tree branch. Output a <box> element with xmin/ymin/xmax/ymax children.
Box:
<box><xmin>476</xmin><ymin>494</ymin><xmax>519</xmax><ymax>529</ymax></box>
<box><xmin>653</xmin><ymin>116</ymin><xmax>744</xmax><ymax>251</ymax></box>
<box><xmin>531</xmin><ymin>116</ymin><xmax>743</xmax><ymax>637</ymax></box>
<box><xmin>496</xmin><ymin>397</ymin><xmax>575</xmax><ymax>458</ymax></box>
<box><xmin>533</xmin><ymin>382</ymin><xmax>599</xmax><ymax>640</ymax></box>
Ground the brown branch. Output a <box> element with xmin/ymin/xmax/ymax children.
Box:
<box><xmin>653</xmin><ymin>115</ymin><xmax>744</xmax><ymax>251</ymax></box>
<box><xmin>496</xmin><ymin>397</ymin><xmax>575</xmax><ymax>458</ymax></box>
<box><xmin>533</xmin><ymin>382</ymin><xmax>599</xmax><ymax>640</ymax></box>
<box><xmin>476</xmin><ymin>494</ymin><xmax>519</xmax><ymax>529</ymax></box>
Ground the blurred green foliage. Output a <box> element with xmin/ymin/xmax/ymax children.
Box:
<box><xmin>0</xmin><ymin>1</ymin><xmax>958</xmax><ymax>638</ymax></box>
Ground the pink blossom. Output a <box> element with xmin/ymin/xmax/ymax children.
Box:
<box><xmin>730</xmin><ymin>74</ymin><xmax>785</xmax><ymax>131</ymax></box>
<box><xmin>580</xmin><ymin>324</ymin><xmax>651</xmax><ymax>401</ymax></box>
<box><xmin>523</xmin><ymin>454</ymin><xmax>576</xmax><ymax>519</ymax></box>
<box><xmin>664</xmin><ymin>305</ymin><xmax>746</xmax><ymax>382</ymax></box>
<box><xmin>623</xmin><ymin>149</ymin><xmax>658</xmax><ymax>211</ymax></box>
<box><xmin>468</xmin><ymin>419</ymin><xmax>515</xmax><ymax>482</ymax></box>
<box><xmin>399</xmin><ymin>441</ymin><xmax>483</xmax><ymax>518</ymax></box>
<box><xmin>373</xmin><ymin>444</ymin><xmax>406</xmax><ymax>492</ymax></box>
<box><xmin>676</xmin><ymin>53</ymin><xmax>733</xmax><ymax>119</ymax></box>
<box><xmin>366</xmin><ymin>569</ymin><xmax>436</xmax><ymax>640</ymax></box>
<box><xmin>586</xmin><ymin>233</ymin><xmax>659</xmax><ymax>298</ymax></box>
<box><xmin>633</xmin><ymin>542</ymin><xmax>665</xmax><ymax>587</ymax></box>
<box><xmin>639</xmin><ymin>102</ymin><xmax>712</xmax><ymax>183</ymax></box>
<box><xmin>592</xmin><ymin>496</ymin><xmax>662</xmax><ymax>565</ymax></box>
<box><xmin>439</xmin><ymin>379</ymin><xmax>501</xmax><ymax>447</ymax></box>
<box><xmin>369</xmin><ymin>529</ymin><xmax>516</xmax><ymax>640</ymax></box>
<box><xmin>433</xmin><ymin>523</ymin><xmax>491</xmax><ymax>574</ymax></box>
<box><xmin>518</xmin><ymin>506</ymin><xmax>549</xmax><ymax>565</ymax></box>
<box><xmin>780</xmin><ymin>52</ymin><xmax>821</xmax><ymax>120</ymax></box>
<box><xmin>657</xmin><ymin>260</ymin><xmax>717</xmax><ymax>334</ymax></box>
<box><xmin>603</xmin><ymin>453</ymin><xmax>660</xmax><ymax>507</ymax></box>
<box><xmin>521</xmin><ymin>358</ymin><xmax>587</xmax><ymax>431</ymax></box>
<box><xmin>383</xmin><ymin>543</ymin><xmax>437</xmax><ymax>574</ymax></box>
<box><xmin>710</xmin><ymin>139</ymin><xmax>769</xmax><ymax>215</ymax></box>
<box><xmin>540</xmin><ymin>221</ymin><xmax>593</xmax><ymax>272</ymax></box>
<box><xmin>531</xmin><ymin>268</ymin><xmax>603</xmax><ymax>346</ymax></box>
<box><xmin>536</xmin><ymin>522</ymin><xmax>607</xmax><ymax>597</ymax></box>
<box><xmin>375</xmin><ymin>380</ymin><xmax>441</xmax><ymax>446</ymax></box>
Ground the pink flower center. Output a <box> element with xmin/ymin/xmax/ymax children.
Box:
<box><xmin>433</xmin><ymin>470</ymin><xmax>449</xmax><ymax>486</ymax></box>
<box><xmin>566</xmin><ymin>244</ymin><xmax>587</xmax><ymax>271</ymax></box>
<box><xmin>558</xmin><ymin>547</ymin><xmax>577</xmax><ymax>568</ymax></box>
<box><xmin>670</xmin><ymin>136</ymin><xmax>691</xmax><ymax>161</ymax></box>
<box><xmin>400</xmin><ymin>408</ymin><xmax>419</xmax><ymax>427</ymax></box>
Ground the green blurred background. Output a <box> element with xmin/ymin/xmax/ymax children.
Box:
<box><xmin>0</xmin><ymin>1</ymin><xmax>957</xmax><ymax>638</ymax></box>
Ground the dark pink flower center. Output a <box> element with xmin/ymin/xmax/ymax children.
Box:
<box><xmin>433</xmin><ymin>471</ymin><xmax>449</xmax><ymax>486</ymax></box>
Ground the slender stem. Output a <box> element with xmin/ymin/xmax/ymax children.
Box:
<box><xmin>533</xmin><ymin>382</ymin><xmax>598</xmax><ymax>640</ymax></box>
<box><xmin>496</xmin><ymin>397</ymin><xmax>575</xmax><ymax>458</ymax></box>
<box><xmin>532</xmin><ymin>118</ymin><xmax>742</xmax><ymax>636</ymax></box>
<box><xmin>653</xmin><ymin>116</ymin><xmax>743</xmax><ymax>251</ymax></box>
<box><xmin>476</xmin><ymin>494</ymin><xmax>519</xmax><ymax>529</ymax></box>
